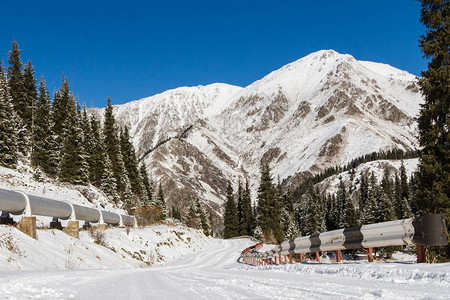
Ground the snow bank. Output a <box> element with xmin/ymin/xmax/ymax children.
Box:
<box><xmin>236</xmin><ymin>260</ymin><xmax>450</xmax><ymax>288</ymax></box>
<box><xmin>0</xmin><ymin>224</ymin><xmax>215</xmax><ymax>271</ymax></box>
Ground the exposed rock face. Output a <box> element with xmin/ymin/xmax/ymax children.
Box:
<box><xmin>94</xmin><ymin>50</ymin><xmax>423</xmax><ymax>221</ymax></box>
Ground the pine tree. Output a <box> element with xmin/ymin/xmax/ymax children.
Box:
<box><xmin>186</xmin><ymin>202</ymin><xmax>200</xmax><ymax>229</ymax></box>
<box><xmin>342</xmin><ymin>187</ymin><xmax>358</xmax><ymax>227</ymax></box>
<box><xmin>236</xmin><ymin>179</ymin><xmax>244</xmax><ymax>235</ymax></box>
<box><xmin>223</xmin><ymin>181</ymin><xmax>239</xmax><ymax>238</ymax></box>
<box><xmin>305</xmin><ymin>188</ymin><xmax>326</xmax><ymax>234</ymax></box>
<box><xmin>336</xmin><ymin>177</ymin><xmax>347</xmax><ymax>228</ymax></box>
<box><xmin>140</xmin><ymin>164</ymin><xmax>153</xmax><ymax>204</ymax></box>
<box><xmin>196</xmin><ymin>198</ymin><xmax>211</xmax><ymax>236</ymax></box>
<box><xmin>401</xmin><ymin>196</ymin><xmax>413</xmax><ymax>219</ymax></box>
<box><xmin>101</xmin><ymin>155</ymin><xmax>119</xmax><ymax>204</ymax></box>
<box><xmin>156</xmin><ymin>182</ymin><xmax>167</xmax><ymax>219</ymax></box>
<box><xmin>281</xmin><ymin>190</ymin><xmax>298</xmax><ymax>238</ymax></box>
<box><xmin>325</xmin><ymin>193</ymin><xmax>337</xmax><ymax>230</ymax></box>
<box><xmin>256</xmin><ymin>164</ymin><xmax>282</xmax><ymax>241</ymax></box>
<box><xmin>416</xmin><ymin>0</ymin><xmax>449</xmax><ymax>262</ymax></box>
<box><xmin>241</xmin><ymin>180</ymin><xmax>253</xmax><ymax>236</ymax></box>
<box><xmin>272</xmin><ymin>180</ymin><xmax>284</xmax><ymax>242</ymax></box>
<box><xmin>6</xmin><ymin>42</ymin><xmax>29</xmax><ymax>156</ymax></box>
<box><xmin>22</xmin><ymin>60</ymin><xmax>37</xmax><ymax>134</ymax></box>
<box><xmin>399</xmin><ymin>160</ymin><xmax>409</xmax><ymax>201</ymax></box>
<box><xmin>58</xmin><ymin>97</ymin><xmax>89</xmax><ymax>185</ymax></box>
<box><xmin>7</xmin><ymin>41</ymin><xmax>28</xmax><ymax>131</ymax></box>
<box><xmin>88</xmin><ymin>114</ymin><xmax>106</xmax><ymax>186</ymax></box>
<box><xmin>103</xmin><ymin>97</ymin><xmax>125</xmax><ymax>191</ymax></box>
<box><xmin>120</xmin><ymin>126</ymin><xmax>142</xmax><ymax>199</ymax></box>
<box><xmin>52</xmin><ymin>77</ymin><xmax>73</xmax><ymax>145</ymax></box>
<box><xmin>381</xmin><ymin>168</ymin><xmax>393</xmax><ymax>202</ymax></box>
<box><xmin>377</xmin><ymin>190</ymin><xmax>395</xmax><ymax>223</ymax></box>
<box><xmin>393</xmin><ymin>173</ymin><xmax>403</xmax><ymax>219</ymax></box>
<box><xmin>122</xmin><ymin>171</ymin><xmax>135</xmax><ymax>213</ymax></box>
<box><xmin>363</xmin><ymin>173</ymin><xmax>378</xmax><ymax>224</ymax></box>
<box><xmin>80</xmin><ymin>105</ymin><xmax>93</xmax><ymax>180</ymax></box>
<box><xmin>32</xmin><ymin>77</ymin><xmax>58</xmax><ymax>176</ymax></box>
<box><xmin>358</xmin><ymin>172</ymin><xmax>369</xmax><ymax>223</ymax></box>
<box><xmin>0</xmin><ymin>63</ymin><xmax>18</xmax><ymax>167</ymax></box>
<box><xmin>136</xmin><ymin>169</ymin><xmax>148</xmax><ymax>207</ymax></box>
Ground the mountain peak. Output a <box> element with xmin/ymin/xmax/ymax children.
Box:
<box><xmin>103</xmin><ymin>50</ymin><xmax>423</xmax><ymax>218</ymax></box>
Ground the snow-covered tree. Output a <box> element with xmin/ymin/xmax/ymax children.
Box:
<box><xmin>156</xmin><ymin>183</ymin><xmax>167</xmax><ymax>219</ymax></box>
<box><xmin>223</xmin><ymin>181</ymin><xmax>238</xmax><ymax>238</ymax></box>
<box><xmin>0</xmin><ymin>63</ymin><xmax>18</xmax><ymax>167</ymax></box>
<box><xmin>101</xmin><ymin>155</ymin><xmax>119</xmax><ymax>204</ymax></box>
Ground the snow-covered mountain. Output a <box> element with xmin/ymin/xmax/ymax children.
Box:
<box><xmin>100</xmin><ymin>50</ymin><xmax>422</xmax><ymax>217</ymax></box>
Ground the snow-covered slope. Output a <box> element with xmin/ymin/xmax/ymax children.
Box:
<box><xmin>101</xmin><ymin>50</ymin><xmax>422</xmax><ymax>219</ymax></box>
<box><xmin>314</xmin><ymin>158</ymin><xmax>419</xmax><ymax>196</ymax></box>
<box><xmin>0</xmin><ymin>223</ymin><xmax>213</xmax><ymax>271</ymax></box>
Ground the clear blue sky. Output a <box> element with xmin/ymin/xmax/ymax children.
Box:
<box><xmin>0</xmin><ymin>0</ymin><xmax>426</xmax><ymax>107</ymax></box>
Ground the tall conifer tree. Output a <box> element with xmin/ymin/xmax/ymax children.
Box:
<box><xmin>22</xmin><ymin>60</ymin><xmax>37</xmax><ymax>134</ymax></box>
<box><xmin>88</xmin><ymin>114</ymin><xmax>106</xmax><ymax>186</ymax></box>
<box><xmin>32</xmin><ymin>77</ymin><xmax>58</xmax><ymax>176</ymax></box>
<box><xmin>140</xmin><ymin>164</ymin><xmax>153</xmax><ymax>205</ymax></box>
<box><xmin>416</xmin><ymin>0</ymin><xmax>449</xmax><ymax>262</ymax></box>
<box><xmin>7</xmin><ymin>41</ymin><xmax>26</xmax><ymax>123</ymax></box>
<box><xmin>0</xmin><ymin>63</ymin><xmax>18</xmax><ymax>167</ymax></box>
<box><xmin>241</xmin><ymin>180</ymin><xmax>253</xmax><ymax>236</ymax></box>
<box><xmin>223</xmin><ymin>181</ymin><xmax>239</xmax><ymax>238</ymax></box>
<box><xmin>58</xmin><ymin>97</ymin><xmax>89</xmax><ymax>185</ymax></box>
<box><xmin>103</xmin><ymin>97</ymin><xmax>125</xmax><ymax>191</ymax></box>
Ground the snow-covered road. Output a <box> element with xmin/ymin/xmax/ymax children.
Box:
<box><xmin>0</xmin><ymin>238</ymin><xmax>449</xmax><ymax>299</ymax></box>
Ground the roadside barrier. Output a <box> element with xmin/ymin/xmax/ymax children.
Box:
<box><xmin>241</xmin><ymin>214</ymin><xmax>447</xmax><ymax>264</ymax></box>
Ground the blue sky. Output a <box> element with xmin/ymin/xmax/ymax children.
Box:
<box><xmin>0</xmin><ymin>0</ymin><xmax>426</xmax><ymax>107</ymax></box>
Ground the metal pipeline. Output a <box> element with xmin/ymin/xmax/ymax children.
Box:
<box><xmin>0</xmin><ymin>187</ymin><xmax>134</xmax><ymax>226</ymax></box>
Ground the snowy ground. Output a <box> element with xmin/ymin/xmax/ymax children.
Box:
<box><xmin>0</xmin><ymin>237</ymin><xmax>448</xmax><ymax>299</ymax></box>
<box><xmin>0</xmin><ymin>224</ymin><xmax>214</xmax><ymax>271</ymax></box>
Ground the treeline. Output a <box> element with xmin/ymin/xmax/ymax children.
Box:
<box><xmin>183</xmin><ymin>198</ymin><xmax>212</xmax><ymax>236</ymax></box>
<box><xmin>298</xmin><ymin>161</ymin><xmax>415</xmax><ymax>235</ymax></box>
<box><xmin>223</xmin><ymin>166</ymin><xmax>299</xmax><ymax>243</ymax></box>
<box><xmin>293</xmin><ymin>149</ymin><xmax>419</xmax><ymax>199</ymax></box>
<box><xmin>0</xmin><ymin>40</ymin><xmax>166</xmax><ymax>220</ymax></box>
<box><xmin>223</xmin><ymin>160</ymin><xmax>417</xmax><ymax>251</ymax></box>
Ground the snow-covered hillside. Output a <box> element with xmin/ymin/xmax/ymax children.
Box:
<box><xmin>0</xmin><ymin>238</ymin><xmax>448</xmax><ymax>299</ymax></box>
<box><xmin>0</xmin><ymin>223</ymin><xmax>213</xmax><ymax>271</ymax></box>
<box><xmin>96</xmin><ymin>50</ymin><xmax>423</xmax><ymax>218</ymax></box>
<box><xmin>315</xmin><ymin>158</ymin><xmax>419</xmax><ymax>196</ymax></box>
<box><xmin>0</xmin><ymin>164</ymin><xmax>125</xmax><ymax>226</ymax></box>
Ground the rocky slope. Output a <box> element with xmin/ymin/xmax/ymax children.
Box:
<box><xmin>97</xmin><ymin>50</ymin><xmax>422</xmax><ymax>219</ymax></box>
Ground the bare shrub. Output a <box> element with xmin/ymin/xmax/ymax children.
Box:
<box><xmin>0</xmin><ymin>233</ymin><xmax>21</xmax><ymax>255</ymax></box>
<box><xmin>134</xmin><ymin>204</ymin><xmax>164</xmax><ymax>226</ymax></box>
<box><xmin>89</xmin><ymin>227</ymin><xmax>107</xmax><ymax>247</ymax></box>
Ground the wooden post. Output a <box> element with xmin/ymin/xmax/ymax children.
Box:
<box><xmin>289</xmin><ymin>253</ymin><xmax>293</xmax><ymax>264</ymax></box>
<box><xmin>336</xmin><ymin>250</ymin><xmax>342</xmax><ymax>262</ymax></box>
<box><xmin>417</xmin><ymin>245</ymin><xmax>426</xmax><ymax>263</ymax></box>
<box><xmin>279</xmin><ymin>254</ymin><xmax>282</xmax><ymax>265</ymax></box>
<box><xmin>16</xmin><ymin>217</ymin><xmax>37</xmax><ymax>239</ymax></box>
<box><xmin>299</xmin><ymin>253</ymin><xmax>303</xmax><ymax>262</ymax></box>
<box><xmin>367</xmin><ymin>247</ymin><xmax>374</xmax><ymax>262</ymax></box>
<box><xmin>316</xmin><ymin>251</ymin><xmax>320</xmax><ymax>262</ymax></box>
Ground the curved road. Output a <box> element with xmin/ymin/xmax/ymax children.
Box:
<box><xmin>0</xmin><ymin>239</ymin><xmax>448</xmax><ymax>299</ymax></box>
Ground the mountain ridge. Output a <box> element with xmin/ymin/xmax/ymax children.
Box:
<box><xmin>93</xmin><ymin>49</ymin><xmax>423</xmax><ymax>223</ymax></box>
